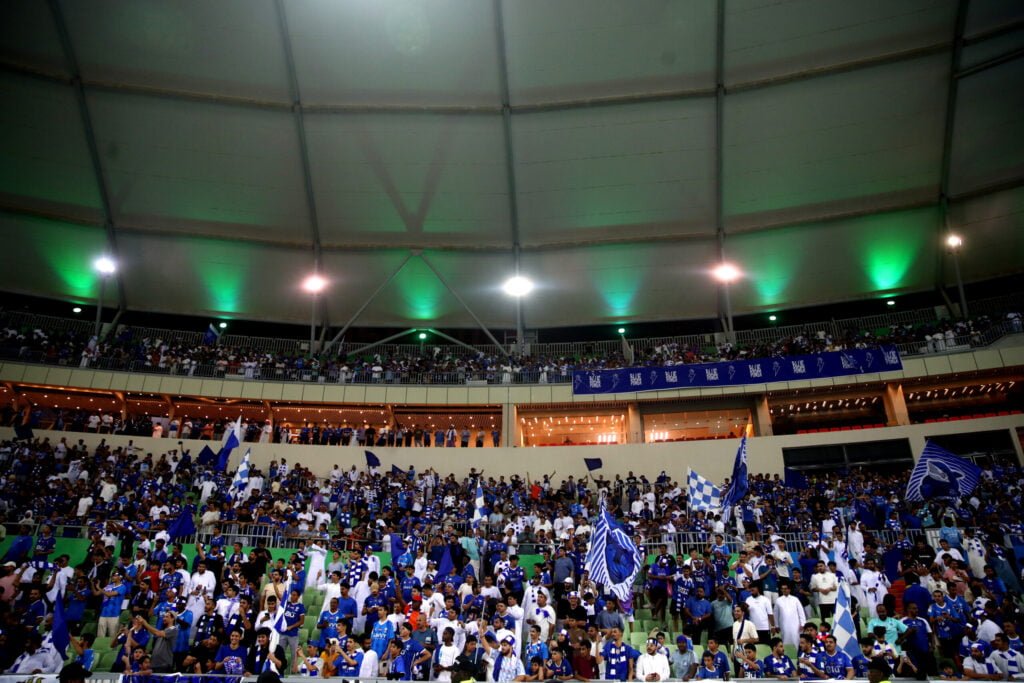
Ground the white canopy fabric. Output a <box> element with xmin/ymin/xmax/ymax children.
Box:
<box><xmin>0</xmin><ymin>0</ymin><xmax>1021</xmax><ymax>328</ymax></box>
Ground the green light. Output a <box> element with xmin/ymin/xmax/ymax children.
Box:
<box><xmin>219</xmin><ymin>322</ymin><xmax>227</xmax><ymax>329</ymax></box>
<box><xmin>72</xmin><ymin>307</ymin><xmax>82</xmax><ymax>314</ymax></box>
<box><xmin>617</xmin><ymin>328</ymin><xmax>626</xmax><ymax>335</ymax></box>
<box><xmin>590</xmin><ymin>245</ymin><xmax>642</xmax><ymax>318</ymax></box>
<box><xmin>887</xmin><ymin>299</ymin><xmax>896</xmax><ymax>306</ymax></box>
<box><xmin>768</xmin><ymin>315</ymin><xmax>777</xmax><ymax>322</ymax></box>
<box><xmin>418</xmin><ymin>332</ymin><xmax>427</xmax><ymax>340</ymax></box>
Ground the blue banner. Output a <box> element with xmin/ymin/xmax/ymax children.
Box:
<box><xmin>571</xmin><ymin>346</ymin><xmax>902</xmax><ymax>395</ymax></box>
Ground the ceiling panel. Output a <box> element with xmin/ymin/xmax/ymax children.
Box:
<box><xmin>513</xmin><ymin>100</ymin><xmax>716</xmax><ymax>245</ymax></box>
<box><xmin>520</xmin><ymin>241</ymin><xmax>720</xmax><ymax>327</ymax></box>
<box><xmin>947</xmin><ymin>187</ymin><xmax>1024</xmax><ymax>284</ymax></box>
<box><xmin>285</xmin><ymin>0</ymin><xmax>500</xmax><ymax>107</ymax></box>
<box><xmin>60</xmin><ymin>0</ymin><xmax>290</xmax><ymax>102</ymax></box>
<box><xmin>726</xmin><ymin>207</ymin><xmax>940</xmax><ymax>313</ymax></box>
<box><xmin>0</xmin><ymin>72</ymin><xmax>102</xmax><ymax>220</ymax></box>
<box><xmin>948</xmin><ymin>59</ymin><xmax>1024</xmax><ymax>195</ymax></box>
<box><xmin>724</xmin><ymin>0</ymin><xmax>956</xmax><ymax>85</ymax></box>
<box><xmin>723</xmin><ymin>54</ymin><xmax>947</xmax><ymax>230</ymax></box>
<box><xmin>0</xmin><ymin>1</ymin><xmax>67</xmax><ymax>75</ymax></box>
<box><xmin>307</xmin><ymin>113</ymin><xmax>511</xmax><ymax>248</ymax></box>
<box><xmin>87</xmin><ymin>91</ymin><xmax>311</xmax><ymax>243</ymax></box>
<box><xmin>117</xmin><ymin>232</ymin><xmax>314</xmax><ymax>322</ymax></box>
<box><xmin>964</xmin><ymin>0</ymin><xmax>1024</xmax><ymax>39</ymax></box>
<box><xmin>504</xmin><ymin>0</ymin><xmax>716</xmax><ymax>105</ymax></box>
<box><xmin>325</xmin><ymin>251</ymin><xmax>516</xmax><ymax>329</ymax></box>
<box><xmin>0</xmin><ymin>214</ymin><xmax>109</xmax><ymax>303</ymax></box>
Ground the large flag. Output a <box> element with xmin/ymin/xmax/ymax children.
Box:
<box><xmin>196</xmin><ymin>445</ymin><xmax>217</xmax><ymax>468</ymax></box>
<box><xmin>784</xmin><ymin>467</ymin><xmax>809</xmax><ymax>490</ymax></box>
<box><xmin>203</xmin><ymin>323</ymin><xmax>221</xmax><ymax>346</ymax></box>
<box><xmin>215</xmin><ymin>415</ymin><xmax>243</xmax><ymax>472</ymax></box>
<box><xmin>365</xmin><ymin>450</ymin><xmax>381</xmax><ymax>468</ymax></box>
<box><xmin>584</xmin><ymin>504</ymin><xmax>643</xmax><ymax>602</ymax></box>
<box><xmin>471</xmin><ymin>480</ymin><xmax>488</xmax><ymax>529</ymax></box>
<box><xmin>687</xmin><ymin>468</ymin><xmax>722</xmax><ymax>511</ymax></box>
<box><xmin>51</xmin><ymin>589</ymin><xmax>71</xmax><ymax>657</ymax></box>
<box><xmin>168</xmin><ymin>505</ymin><xmax>197</xmax><ymax>540</ymax></box>
<box><xmin>391</xmin><ymin>464</ymin><xmax>404</xmax><ymax>476</ymax></box>
<box><xmin>230</xmin><ymin>449</ymin><xmax>252</xmax><ymax>499</ymax></box>
<box><xmin>832</xmin><ymin>582</ymin><xmax>860</xmax><ymax>660</ymax></box>
<box><xmin>438</xmin><ymin>546</ymin><xmax>454</xmax><ymax>579</ymax></box>
<box><xmin>906</xmin><ymin>441</ymin><xmax>981</xmax><ymax>501</ymax></box>
<box><xmin>721</xmin><ymin>436</ymin><xmax>749</xmax><ymax>517</ymax></box>
<box><xmin>584</xmin><ymin>458</ymin><xmax>603</xmax><ymax>472</ymax></box>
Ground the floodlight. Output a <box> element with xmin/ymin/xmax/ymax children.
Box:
<box><xmin>94</xmin><ymin>256</ymin><xmax>117</xmax><ymax>275</ymax></box>
<box><xmin>946</xmin><ymin>234</ymin><xmax>963</xmax><ymax>249</ymax></box>
<box><xmin>711</xmin><ymin>262</ymin><xmax>741</xmax><ymax>283</ymax></box>
<box><xmin>502</xmin><ymin>275</ymin><xmax>534</xmax><ymax>297</ymax></box>
<box><xmin>302</xmin><ymin>274</ymin><xmax>327</xmax><ymax>294</ymax></box>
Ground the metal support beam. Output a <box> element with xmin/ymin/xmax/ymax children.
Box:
<box><xmin>955</xmin><ymin>46</ymin><xmax>1024</xmax><ymax>79</ymax></box>
<box><xmin>493</xmin><ymin>0</ymin><xmax>527</xmax><ymax>355</ymax></box>
<box><xmin>713</xmin><ymin>0</ymin><xmax>733</xmax><ymax>342</ymax></box>
<box><xmin>426</xmin><ymin>328</ymin><xmax>493</xmax><ymax>357</ymax></box>
<box><xmin>418</xmin><ymin>253</ymin><xmax>511</xmax><ymax>358</ymax></box>
<box><xmin>935</xmin><ymin>0</ymin><xmax>970</xmax><ymax>298</ymax></box>
<box><xmin>346</xmin><ymin>328</ymin><xmax>419</xmax><ymax>358</ymax></box>
<box><xmin>328</xmin><ymin>253</ymin><xmax>413</xmax><ymax>347</ymax></box>
<box><xmin>46</xmin><ymin>0</ymin><xmax>126</xmax><ymax>311</ymax></box>
<box><xmin>274</xmin><ymin>0</ymin><xmax>326</xmax><ymax>334</ymax></box>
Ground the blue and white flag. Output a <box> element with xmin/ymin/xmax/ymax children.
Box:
<box><xmin>472</xmin><ymin>481</ymin><xmax>488</xmax><ymax>529</ymax></box>
<box><xmin>51</xmin><ymin>589</ymin><xmax>71</xmax><ymax>657</ymax></box>
<box><xmin>721</xmin><ymin>436</ymin><xmax>749</xmax><ymax>518</ymax></box>
<box><xmin>215</xmin><ymin>415</ymin><xmax>243</xmax><ymax>472</ymax></box>
<box><xmin>832</xmin><ymin>581</ymin><xmax>860</xmax><ymax>660</ymax></box>
<box><xmin>687</xmin><ymin>468</ymin><xmax>721</xmax><ymax>511</ymax></box>
<box><xmin>203</xmin><ymin>323</ymin><xmax>221</xmax><ymax>346</ymax></box>
<box><xmin>906</xmin><ymin>441</ymin><xmax>981</xmax><ymax>501</ymax></box>
<box><xmin>585</xmin><ymin>504</ymin><xmax>643</xmax><ymax>602</ymax></box>
<box><xmin>230</xmin><ymin>449</ymin><xmax>251</xmax><ymax>499</ymax></box>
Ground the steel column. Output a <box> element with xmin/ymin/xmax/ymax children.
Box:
<box><xmin>418</xmin><ymin>254</ymin><xmax>510</xmax><ymax>357</ymax></box>
<box><xmin>328</xmin><ymin>254</ymin><xmax>414</xmax><ymax>347</ymax></box>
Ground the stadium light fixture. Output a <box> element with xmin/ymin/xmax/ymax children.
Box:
<box><xmin>711</xmin><ymin>262</ymin><xmax>741</xmax><ymax>283</ymax></box>
<box><xmin>72</xmin><ymin>306</ymin><xmax>82</xmax><ymax>314</ymax></box>
<box><xmin>418</xmin><ymin>332</ymin><xmax>427</xmax><ymax>340</ymax></box>
<box><xmin>302</xmin><ymin>274</ymin><xmax>327</xmax><ymax>294</ymax></box>
<box><xmin>617</xmin><ymin>327</ymin><xmax>626</xmax><ymax>335</ymax></box>
<box><xmin>945</xmin><ymin>234</ymin><xmax>963</xmax><ymax>249</ymax></box>
<box><xmin>945</xmin><ymin>234</ymin><xmax>968</xmax><ymax>317</ymax></box>
<box><xmin>887</xmin><ymin>299</ymin><xmax>896</xmax><ymax>306</ymax></box>
<box><xmin>768</xmin><ymin>315</ymin><xmax>777</xmax><ymax>322</ymax></box>
<box><xmin>502</xmin><ymin>275</ymin><xmax>534</xmax><ymax>297</ymax></box>
<box><xmin>219</xmin><ymin>322</ymin><xmax>227</xmax><ymax>329</ymax></box>
<box><xmin>93</xmin><ymin>256</ymin><xmax>117</xmax><ymax>275</ymax></box>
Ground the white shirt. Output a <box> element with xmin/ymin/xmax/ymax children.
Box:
<box><xmin>191</xmin><ymin>570</ymin><xmax>217</xmax><ymax>597</ymax></box>
<box><xmin>359</xmin><ymin>648</ymin><xmax>380</xmax><ymax>678</ymax></box>
<box><xmin>6</xmin><ymin>646</ymin><xmax>62</xmax><ymax>674</ymax></box>
<box><xmin>634</xmin><ymin>652</ymin><xmax>671</xmax><ymax>681</ymax></box>
<box><xmin>745</xmin><ymin>595</ymin><xmax>773</xmax><ymax>630</ymax></box>
<box><xmin>809</xmin><ymin>571</ymin><xmax>839</xmax><ymax>604</ymax></box>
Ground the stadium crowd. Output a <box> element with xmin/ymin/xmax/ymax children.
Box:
<box><xmin>0</xmin><ymin>311</ymin><xmax>1012</xmax><ymax>387</ymax></box>
<box><xmin>0</xmin><ymin>435</ymin><xmax>1022</xmax><ymax>680</ymax></box>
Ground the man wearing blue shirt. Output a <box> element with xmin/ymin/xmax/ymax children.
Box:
<box><xmin>279</xmin><ymin>588</ymin><xmax>306</xmax><ymax>666</ymax></box>
<box><xmin>597</xmin><ymin>627</ymin><xmax>638</xmax><ymax>681</ymax></box>
<box><xmin>94</xmin><ymin>571</ymin><xmax>128</xmax><ymax>638</ymax></box>
<box><xmin>900</xmin><ymin>602</ymin><xmax>933</xmax><ymax>676</ymax></box>
<box><xmin>818</xmin><ymin>636</ymin><xmax>854</xmax><ymax>679</ymax></box>
<box><xmin>684</xmin><ymin>587</ymin><xmax>712</xmax><ymax>645</ymax></box>
<box><xmin>502</xmin><ymin>555</ymin><xmax>526</xmax><ymax>603</ymax></box>
<box><xmin>763</xmin><ymin>637</ymin><xmax>797</xmax><ymax>679</ymax></box>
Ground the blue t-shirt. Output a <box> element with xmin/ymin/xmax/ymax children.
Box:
<box><xmin>600</xmin><ymin>642</ymin><xmax>638</xmax><ymax>681</ymax></box>
<box><xmin>337</xmin><ymin>596</ymin><xmax>358</xmax><ymax>621</ymax></box>
<box><xmin>852</xmin><ymin>655</ymin><xmax>872</xmax><ymax>678</ymax></box>
<box><xmin>763</xmin><ymin>655</ymin><xmax>796</xmax><ymax>678</ymax></box>
<box><xmin>547</xmin><ymin>658</ymin><xmax>573</xmax><ymax>677</ymax></box>
<box><xmin>504</xmin><ymin>566</ymin><xmax>525</xmax><ymax>592</ymax></box>
<box><xmin>337</xmin><ymin>650</ymin><xmax>363</xmax><ymax>676</ymax></box>
<box><xmin>526</xmin><ymin>641</ymin><xmax>550</xmax><ymax>663</ymax></box>
<box><xmin>281</xmin><ymin>601</ymin><xmax>306</xmax><ymax>637</ymax></box>
<box><xmin>216</xmin><ymin>644</ymin><xmax>248</xmax><ymax>675</ymax></box>
<box><xmin>100</xmin><ymin>583</ymin><xmax>128</xmax><ymax>618</ymax></box>
<box><xmin>371</xmin><ymin>620</ymin><xmax>396</xmax><ymax>658</ymax></box>
<box><xmin>819</xmin><ymin>651</ymin><xmax>852</xmax><ymax>679</ymax></box>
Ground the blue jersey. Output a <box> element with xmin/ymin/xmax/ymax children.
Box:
<box><xmin>672</xmin><ymin>576</ymin><xmax>695</xmax><ymax>607</ymax></box>
<box><xmin>600</xmin><ymin>642</ymin><xmax>638</xmax><ymax>681</ymax></box>
<box><xmin>928</xmin><ymin>602</ymin><xmax>963</xmax><ymax>640</ymax></box>
<box><xmin>819</xmin><ymin>651</ymin><xmax>852</xmax><ymax>679</ymax></box>
<box><xmin>852</xmin><ymin>655</ymin><xmax>872</xmax><ymax>678</ymax></box>
<box><xmin>504</xmin><ymin>566</ymin><xmax>525</xmax><ymax>592</ymax></box>
<box><xmin>281</xmin><ymin>601</ymin><xmax>305</xmax><ymax>636</ymax></box>
<box><xmin>763</xmin><ymin>655</ymin><xmax>796</xmax><ymax>678</ymax></box>
<box><xmin>371</xmin><ymin>619</ymin><xmax>395</xmax><ymax>658</ymax></box>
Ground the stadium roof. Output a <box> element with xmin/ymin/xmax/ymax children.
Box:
<box><xmin>0</xmin><ymin>0</ymin><xmax>1022</xmax><ymax>330</ymax></box>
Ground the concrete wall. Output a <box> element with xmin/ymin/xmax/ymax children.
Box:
<box><xmin>5</xmin><ymin>413</ymin><xmax>1021</xmax><ymax>482</ymax></box>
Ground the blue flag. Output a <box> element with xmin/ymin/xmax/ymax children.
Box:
<box><xmin>832</xmin><ymin>583</ymin><xmax>860</xmax><ymax>660</ymax></box>
<box><xmin>722</xmin><ymin>436</ymin><xmax>749</xmax><ymax>517</ymax></box>
<box><xmin>438</xmin><ymin>546</ymin><xmax>454</xmax><ymax>579</ymax></box>
<box><xmin>584</xmin><ymin>504</ymin><xmax>642</xmax><ymax>602</ymax></box>
<box><xmin>784</xmin><ymin>467</ymin><xmax>809</xmax><ymax>490</ymax></box>
<box><xmin>584</xmin><ymin>458</ymin><xmax>603</xmax><ymax>471</ymax></box>
<box><xmin>215</xmin><ymin>416</ymin><xmax>242</xmax><ymax>472</ymax></box>
<box><xmin>365</xmin><ymin>450</ymin><xmax>381</xmax><ymax>468</ymax></box>
<box><xmin>471</xmin><ymin>480</ymin><xmax>488</xmax><ymax>529</ymax></box>
<box><xmin>51</xmin><ymin>589</ymin><xmax>71</xmax><ymax>656</ymax></box>
<box><xmin>203</xmin><ymin>323</ymin><xmax>220</xmax><ymax>346</ymax></box>
<box><xmin>906</xmin><ymin>441</ymin><xmax>981</xmax><ymax>501</ymax></box>
<box><xmin>391</xmin><ymin>464</ymin><xmax>404</xmax><ymax>476</ymax></box>
<box><xmin>390</xmin><ymin>534</ymin><xmax>406</xmax><ymax>561</ymax></box>
<box><xmin>168</xmin><ymin>505</ymin><xmax>197</xmax><ymax>540</ymax></box>
<box><xmin>196</xmin><ymin>445</ymin><xmax>217</xmax><ymax>468</ymax></box>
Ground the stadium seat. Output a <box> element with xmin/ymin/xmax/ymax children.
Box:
<box><xmin>756</xmin><ymin>644</ymin><xmax>772</xmax><ymax>661</ymax></box>
<box><xmin>784</xmin><ymin>644</ymin><xmax>798</xmax><ymax>661</ymax></box>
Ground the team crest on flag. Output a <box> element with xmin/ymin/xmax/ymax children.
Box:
<box><xmin>906</xmin><ymin>441</ymin><xmax>981</xmax><ymax>501</ymax></box>
<box><xmin>585</xmin><ymin>504</ymin><xmax>643</xmax><ymax>602</ymax></box>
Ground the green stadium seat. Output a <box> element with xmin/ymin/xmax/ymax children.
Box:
<box><xmin>96</xmin><ymin>650</ymin><xmax>119</xmax><ymax>672</ymax></box>
<box><xmin>629</xmin><ymin>632</ymin><xmax>647</xmax><ymax>648</ymax></box>
<box><xmin>81</xmin><ymin>622</ymin><xmax>97</xmax><ymax>637</ymax></box>
<box><xmin>692</xmin><ymin>645</ymin><xmax>704</xmax><ymax>661</ymax></box>
<box><xmin>755</xmin><ymin>644</ymin><xmax>772</xmax><ymax>661</ymax></box>
<box><xmin>784</xmin><ymin>644</ymin><xmax>798</xmax><ymax>661</ymax></box>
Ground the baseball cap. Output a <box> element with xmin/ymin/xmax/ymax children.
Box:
<box><xmin>676</xmin><ymin>635</ymin><xmax>689</xmax><ymax>644</ymax></box>
<box><xmin>646</xmin><ymin>638</ymin><xmax>659</xmax><ymax>646</ymax></box>
<box><xmin>568</xmin><ymin>591</ymin><xmax>580</xmax><ymax>599</ymax></box>
<box><xmin>502</xmin><ymin>636</ymin><xmax>516</xmax><ymax>647</ymax></box>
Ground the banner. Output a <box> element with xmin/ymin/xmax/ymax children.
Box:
<box><xmin>571</xmin><ymin>346</ymin><xmax>902</xmax><ymax>395</ymax></box>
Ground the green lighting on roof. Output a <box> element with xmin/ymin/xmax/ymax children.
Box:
<box><xmin>590</xmin><ymin>245</ymin><xmax>642</xmax><ymax>318</ymax></box>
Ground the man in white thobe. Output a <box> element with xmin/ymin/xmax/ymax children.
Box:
<box><xmin>774</xmin><ymin>583</ymin><xmax>804</xmax><ymax>647</ymax></box>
